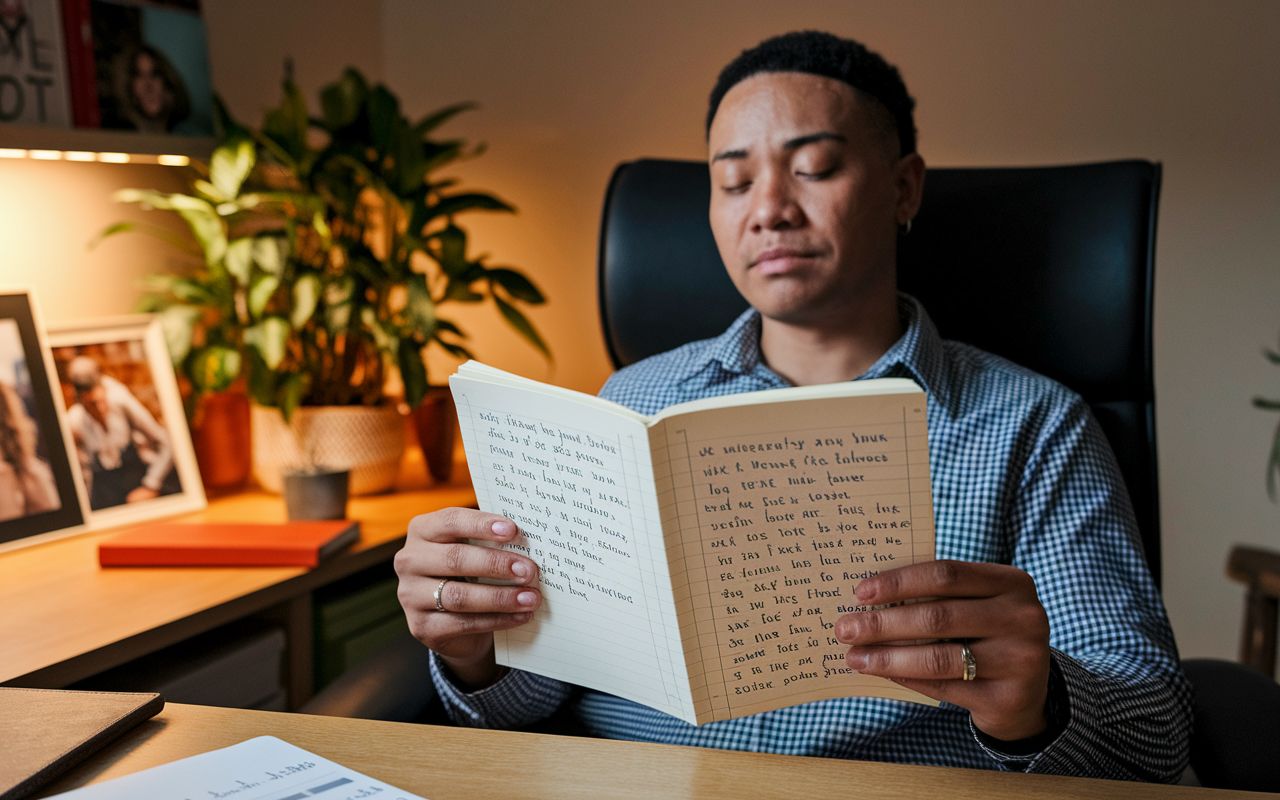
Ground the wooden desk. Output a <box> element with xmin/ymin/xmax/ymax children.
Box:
<box><xmin>34</xmin><ymin>703</ymin><xmax>1253</xmax><ymax>800</ymax></box>
<box><xmin>0</xmin><ymin>450</ymin><xmax>475</xmax><ymax>707</ymax></box>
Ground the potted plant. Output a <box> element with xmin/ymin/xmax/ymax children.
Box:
<box><xmin>104</xmin><ymin>68</ymin><xmax>548</xmax><ymax>494</ymax></box>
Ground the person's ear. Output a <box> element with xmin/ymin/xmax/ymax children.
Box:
<box><xmin>894</xmin><ymin>152</ymin><xmax>926</xmax><ymax>228</ymax></box>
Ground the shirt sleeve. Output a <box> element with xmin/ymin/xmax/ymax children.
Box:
<box><xmin>429</xmin><ymin>652</ymin><xmax>572</xmax><ymax>728</ymax></box>
<box><xmin>993</xmin><ymin>396</ymin><xmax>1192</xmax><ymax>781</ymax></box>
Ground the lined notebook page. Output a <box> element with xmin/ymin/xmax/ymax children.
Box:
<box><xmin>452</xmin><ymin>375</ymin><xmax>694</xmax><ymax>721</ymax></box>
<box><xmin>652</xmin><ymin>390</ymin><xmax>937</xmax><ymax>724</ymax></box>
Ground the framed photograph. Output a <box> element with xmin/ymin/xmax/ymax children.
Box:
<box><xmin>0</xmin><ymin>290</ymin><xmax>89</xmax><ymax>548</ymax></box>
<box><xmin>47</xmin><ymin>315</ymin><xmax>206</xmax><ymax>529</ymax></box>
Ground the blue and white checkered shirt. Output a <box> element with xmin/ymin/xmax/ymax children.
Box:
<box><xmin>431</xmin><ymin>294</ymin><xmax>1191</xmax><ymax>782</ymax></box>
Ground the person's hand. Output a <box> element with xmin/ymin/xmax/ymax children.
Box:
<box><xmin>835</xmin><ymin>560</ymin><xmax>1052</xmax><ymax>741</ymax></box>
<box><xmin>394</xmin><ymin>508</ymin><xmax>542</xmax><ymax>690</ymax></box>
<box><xmin>125</xmin><ymin>486</ymin><xmax>160</xmax><ymax>503</ymax></box>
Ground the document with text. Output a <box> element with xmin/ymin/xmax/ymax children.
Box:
<box><xmin>452</xmin><ymin>361</ymin><xmax>937</xmax><ymax>725</ymax></box>
<box><xmin>50</xmin><ymin>736</ymin><xmax>428</xmax><ymax>799</ymax></box>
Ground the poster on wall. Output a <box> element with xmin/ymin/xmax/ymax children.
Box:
<box><xmin>47</xmin><ymin>315</ymin><xmax>205</xmax><ymax>528</ymax></box>
<box><xmin>0</xmin><ymin>289</ymin><xmax>87</xmax><ymax>548</ymax></box>
<box><xmin>60</xmin><ymin>0</ymin><xmax>213</xmax><ymax>135</ymax></box>
<box><xmin>0</xmin><ymin>0</ymin><xmax>74</xmax><ymax>127</ymax></box>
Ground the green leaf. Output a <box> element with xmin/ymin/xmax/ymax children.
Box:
<box><xmin>360</xmin><ymin>306</ymin><xmax>398</xmax><ymax>356</ymax></box>
<box><xmin>262</xmin><ymin>76</ymin><xmax>310</xmax><ymax>166</ymax></box>
<box><xmin>413</xmin><ymin>102</ymin><xmax>475</xmax><ymax>137</ymax></box>
<box><xmin>188</xmin><ymin>346</ymin><xmax>241</xmax><ymax>392</ymax></box>
<box><xmin>225</xmin><ymin>237</ymin><xmax>254</xmax><ymax>285</ymax></box>
<box><xmin>443</xmin><ymin>276</ymin><xmax>484</xmax><ymax>302</ymax></box>
<box><xmin>244</xmin><ymin>316</ymin><xmax>291</xmax><ymax>370</ymax></box>
<box><xmin>158</xmin><ymin>305</ymin><xmax>201</xmax><ymax>364</ymax></box>
<box><xmin>492</xmin><ymin>295</ymin><xmax>550</xmax><ymax>357</ymax></box>
<box><xmin>244</xmin><ymin>347</ymin><xmax>276</xmax><ymax>406</ymax></box>
<box><xmin>112</xmin><ymin>190</ymin><xmax>226</xmax><ymax>264</ymax></box>
<box><xmin>252</xmin><ymin>235</ymin><xmax>288</xmax><ymax>277</ymax></box>
<box><xmin>435</xmin><ymin>318</ymin><xmax>464</xmax><ymax>336</ymax></box>
<box><xmin>325</xmin><ymin>302</ymin><xmax>352</xmax><ymax>334</ymax></box>
<box><xmin>277</xmin><ymin>371</ymin><xmax>310</xmax><ymax>423</ymax></box>
<box><xmin>209</xmin><ymin>136</ymin><xmax>256</xmax><ymax>201</ymax></box>
<box><xmin>89</xmin><ymin>220</ymin><xmax>200</xmax><ymax>256</ymax></box>
<box><xmin>1255</xmin><ymin>398</ymin><xmax>1280</xmax><ymax>411</ymax></box>
<box><xmin>1265</xmin><ymin>348</ymin><xmax>1280</xmax><ymax>366</ymax></box>
<box><xmin>432</xmin><ymin>336</ymin><xmax>473</xmax><ymax>361</ymax></box>
<box><xmin>426</xmin><ymin>192</ymin><xmax>514</xmax><ymax>222</ymax></box>
<box><xmin>249</xmin><ymin>274</ymin><xmax>280</xmax><ymax>319</ymax></box>
<box><xmin>211</xmin><ymin>94</ymin><xmax>251</xmax><ymax>142</ymax></box>
<box><xmin>291</xmin><ymin>274</ymin><xmax>321</xmax><ymax>328</ymax></box>
<box><xmin>367</xmin><ymin>85</ymin><xmax>401</xmax><ymax>158</ymax></box>
<box><xmin>433</xmin><ymin>224</ymin><xmax>468</xmax><ymax>276</ymax></box>
<box><xmin>320</xmin><ymin>67</ymin><xmax>369</xmax><ymax>131</ymax></box>
<box><xmin>398</xmin><ymin>340</ymin><xmax>428</xmax><ymax>409</ymax></box>
<box><xmin>169</xmin><ymin>277</ymin><xmax>216</xmax><ymax>305</ymax></box>
<box><xmin>406</xmin><ymin>274</ymin><xmax>436</xmax><ymax>337</ymax></box>
<box><xmin>488</xmin><ymin>268</ymin><xmax>544</xmax><ymax>304</ymax></box>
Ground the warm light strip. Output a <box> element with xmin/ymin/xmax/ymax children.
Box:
<box><xmin>0</xmin><ymin>148</ymin><xmax>191</xmax><ymax>165</ymax></box>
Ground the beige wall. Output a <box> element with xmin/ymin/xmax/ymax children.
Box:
<box><xmin>380</xmin><ymin>0</ymin><xmax>1280</xmax><ymax>661</ymax></box>
<box><xmin>0</xmin><ymin>0</ymin><xmax>1275</xmax><ymax>661</ymax></box>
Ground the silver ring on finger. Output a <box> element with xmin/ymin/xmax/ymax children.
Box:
<box><xmin>434</xmin><ymin>578</ymin><xmax>452</xmax><ymax>612</ymax></box>
<box><xmin>960</xmin><ymin>639</ymin><xmax>977</xmax><ymax>681</ymax></box>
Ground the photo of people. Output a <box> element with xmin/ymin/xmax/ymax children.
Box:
<box><xmin>52</xmin><ymin>339</ymin><xmax>182</xmax><ymax>511</ymax></box>
<box><xmin>90</xmin><ymin>0</ymin><xmax>213</xmax><ymax>136</ymax></box>
<box><xmin>0</xmin><ymin>318</ymin><xmax>61</xmax><ymax>522</ymax></box>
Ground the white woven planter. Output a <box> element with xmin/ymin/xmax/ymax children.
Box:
<box><xmin>251</xmin><ymin>404</ymin><xmax>406</xmax><ymax>496</ymax></box>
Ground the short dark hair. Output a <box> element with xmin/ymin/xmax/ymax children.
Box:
<box><xmin>707</xmin><ymin>31</ymin><xmax>917</xmax><ymax>157</ymax></box>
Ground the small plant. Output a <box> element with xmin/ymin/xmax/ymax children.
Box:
<box><xmin>1256</xmin><ymin>333</ymin><xmax>1280</xmax><ymax>500</ymax></box>
<box><xmin>101</xmin><ymin>67</ymin><xmax>548</xmax><ymax>421</ymax></box>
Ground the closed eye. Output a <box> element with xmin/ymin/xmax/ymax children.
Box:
<box><xmin>721</xmin><ymin>181</ymin><xmax>752</xmax><ymax>194</ymax></box>
<box><xmin>796</xmin><ymin>167</ymin><xmax>836</xmax><ymax>180</ymax></box>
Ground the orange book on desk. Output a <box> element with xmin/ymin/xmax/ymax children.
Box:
<box><xmin>98</xmin><ymin>521</ymin><xmax>361</xmax><ymax>567</ymax></box>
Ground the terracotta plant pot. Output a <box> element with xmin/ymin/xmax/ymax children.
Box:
<box><xmin>190</xmin><ymin>390</ymin><xmax>252</xmax><ymax>490</ymax></box>
<box><xmin>251</xmin><ymin>404</ymin><xmax>406</xmax><ymax>496</ymax></box>
<box><xmin>411</xmin><ymin>386</ymin><xmax>458</xmax><ymax>484</ymax></box>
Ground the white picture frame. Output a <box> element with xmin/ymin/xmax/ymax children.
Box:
<box><xmin>46</xmin><ymin>315</ymin><xmax>206</xmax><ymax>529</ymax></box>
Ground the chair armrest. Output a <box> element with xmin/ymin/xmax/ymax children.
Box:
<box><xmin>1227</xmin><ymin>545</ymin><xmax>1280</xmax><ymax>596</ymax></box>
<box><xmin>1184</xmin><ymin>658</ymin><xmax>1280</xmax><ymax>792</ymax></box>
<box><xmin>298</xmin><ymin>631</ymin><xmax>448</xmax><ymax>724</ymax></box>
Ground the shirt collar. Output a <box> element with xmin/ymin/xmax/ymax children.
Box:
<box><xmin>677</xmin><ymin>293</ymin><xmax>951</xmax><ymax>404</ymax></box>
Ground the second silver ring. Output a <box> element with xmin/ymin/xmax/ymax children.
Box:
<box><xmin>960</xmin><ymin>640</ymin><xmax>977</xmax><ymax>681</ymax></box>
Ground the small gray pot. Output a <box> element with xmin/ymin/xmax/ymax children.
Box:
<box><xmin>282</xmin><ymin>469</ymin><xmax>350</xmax><ymax>521</ymax></box>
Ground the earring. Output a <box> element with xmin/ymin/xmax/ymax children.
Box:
<box><xmin>899</xmin><ymin>219</ymin><xmax>913</xmax><ymax>235</ymax></box>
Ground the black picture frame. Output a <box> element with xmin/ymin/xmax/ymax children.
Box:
<box><xmin>0</xmin><ymin>291</ymin><xmax>86</xmax><ymax>545</ymax></box>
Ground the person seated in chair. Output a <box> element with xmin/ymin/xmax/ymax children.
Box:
<box><xmin>395</xmin><ymin>31</ymin><xmax>1191</xmax><ymax>781</ymax></box>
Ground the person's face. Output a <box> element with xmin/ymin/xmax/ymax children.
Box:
<box><xmin>708</xmin><ymin>72</ymin><xmax>922</xmax><ymax>326</ymax></box>
<box><xmin>81</xmin><ymin>384</ymin><xmax>109</xmax><ymax>426</ymax></box>
<box><xmin>131</xmin><ymin>53</ymin><xmax>168</xmax><ymax>118</ymax></box>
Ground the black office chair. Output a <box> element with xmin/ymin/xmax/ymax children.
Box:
<box><xmin>305</xmin><ymin>157</ymin><xmax>1280</xmax><ymax>791</ymax></box>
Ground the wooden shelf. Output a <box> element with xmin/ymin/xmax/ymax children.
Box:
<box><xmin>0</xmin><ymin>122</ymin><xmax>215</xmax><ymax>159</ymax></box>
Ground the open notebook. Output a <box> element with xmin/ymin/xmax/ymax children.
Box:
<box><xmin>451</xmin><ymin>361</ymin><xmax>938</xmax><ymax>725</ymax></box>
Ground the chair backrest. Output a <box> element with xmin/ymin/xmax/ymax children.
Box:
<box><xmin>598</xmin><ymin>158</ymin><xmax>1162</xmax><ymax>586</ymax></box>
